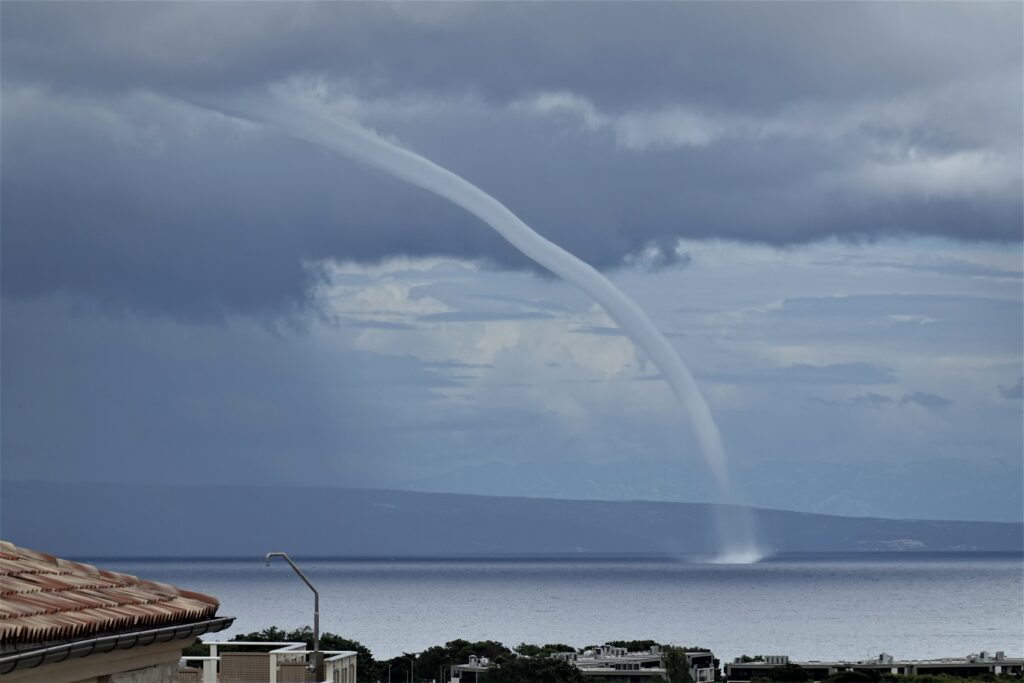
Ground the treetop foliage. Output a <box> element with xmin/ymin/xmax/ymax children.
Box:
<box><xmin>515</xmin><ymin>643</ymin><xmax>577</xmax><ymax>657</ymax></box>
<box><xmin>767</xmin><ymin>663</ymin><xmax>811</xmax><ymax>682</ymax></box>
<box><xmin>605</xmin><ymin>639</ymin><xmax>662</xmax><ymax>652</ymax></box>
<box><xmin>481</xmin><ymin>656</ymin><xmax>586</xmax><ymax>683</ymax></box>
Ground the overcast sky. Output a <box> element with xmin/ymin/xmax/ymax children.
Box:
<box><xmin>2</xmin><ymin>2</ymin><xmax>1021</xmax><ymax>522</ymax></box>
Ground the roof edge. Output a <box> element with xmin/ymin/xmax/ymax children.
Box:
<box><xmin>0</xmin><ymin>616</ymin><xmax>234</xmax><ymax>675</ymax></box>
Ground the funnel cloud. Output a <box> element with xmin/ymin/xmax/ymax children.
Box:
<box><xmin>233</xmin><ymin>95</ymin><xmax>760</xmax><ymax>558</ymax></box>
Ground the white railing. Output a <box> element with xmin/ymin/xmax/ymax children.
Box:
<box><xmin>181</xmin><ymin>640</ymin><xmax>357</xmax><ymax>683</ymax></box>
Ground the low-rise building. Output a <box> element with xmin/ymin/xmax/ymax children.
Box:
<box><xmin>0</xmin><ymin>540</ymin><xmax>233</xmax><ymax>683</ymax></box>
<box><xmin>725</xmin><ymin>652</ymin><xmax>1023</xmax><ymax>683</ymax></box>
<box><xmin>450</xmin><ymin>654</ymin><xmax>494</xmax><ymax>682</ymax></box>
<box><xmin>182</xmin><ymin>640</ymin><xmax>359</xmax><ymax>683</ymax></box>
<box><xmin>451</xmin><ymin>644</ymin><xmax>717</xmax><ymax>683</ymax></box>
<box><xmin>558</xmin><ymin>644</ymin><xmax>669</xmax><ymax>681</ymax></box>
<box><xmin>685</xmin><ymin>650</ymin><xmax>717</xmax><ymax>683</ymax></box>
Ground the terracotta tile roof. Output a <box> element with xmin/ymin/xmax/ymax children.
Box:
<box><xmin>0</xmin><ymin>541</ymin><xmax>220</xmax><ymax>648</ymax></box>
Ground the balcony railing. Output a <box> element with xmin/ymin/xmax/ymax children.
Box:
<box><xmin>180</xmin><ymin>640</ymin><xmax>357</xmax><ymax>683</ymax></box>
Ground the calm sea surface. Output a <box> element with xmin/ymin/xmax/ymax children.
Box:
<box><xmin>99</xmin><ymin>554</ymin><xmax>1023</xmax><ymax>662</ymax></box>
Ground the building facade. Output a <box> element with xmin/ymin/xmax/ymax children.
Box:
<box><xmin>725</xmin><ymin>653</ymin><xmax>1023</xmax><ymax>683</ymax></box>
<box><xmin>450</xmin><ymin>654</ymin><xmax>493</xmax><ymax>682</ymax></box>
<box><xmin>559</xmin><ymin>644</ymin><xmax>669</xmax><ymax>681</ymax></box>
<box><xmin>451</xmin><ymin>644</ymin><xmax>717</xmax><ymax>683</ymax></box>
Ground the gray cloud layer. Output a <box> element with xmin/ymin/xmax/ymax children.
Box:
<box><xmin>2</xmin><ymin>2</ymin><xmax>1021</xmax><ymax>319</ymax></box>
<box><xmin>3</xmin><ymin>3</ymin><xmax>1018</xmax><ymax>109</ymax></box>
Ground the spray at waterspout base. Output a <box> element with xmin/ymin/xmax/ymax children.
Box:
<box><xmin>709</xmin><ymin>504</ymin><xmax>767</xmax><ymax>564</ymax></box>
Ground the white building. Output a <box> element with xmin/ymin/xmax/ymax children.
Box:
<box><xmin>451</xmin><ymin>644</ymin><xmax>717</xmax><ymax>683</ymax></box>
<box><xmin>449</xmin><ymin>654</ymin><xmax>494</xmax><ymax>682</ymax></box>
<box><xmin>725</xmin><ymin>652</ymin><xmax>1023</xmax><ymax>683</ymax></box>
<box><xmin>557</xmin><ymin>644</ymin><xmax>669</xmax><ymax>681</ymax></box>
<box><xmin>182</xmin><ymin>640</ymin><xmax>358</xmax><ymax>683</ymax></box>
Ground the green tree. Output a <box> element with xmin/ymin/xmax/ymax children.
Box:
<box><xmin>826</xmin><ymin>672</ymin><xmax>877</xmax><ymax>683</ymax></box>
<box><xmin>515</xmin><ymin>643</ymin><xmax>578</xmax><ymax>658</ymax></box>
<box><xmin>415</xmin><ymin>644</ymin><xmax>457</xmax><ymax>683</ymax></box>
<box><xmin>451</xmin><ymin>640</ymin><xmax>513</xmax><ymax>663</ymax></box>
<box><xmin>879</xmin><ymin>676</ymin><xmax>1018</xmax><ymax>683</ymax></box>
<box><xmin>383</xmin><ymin>639</ymin><xmax>513</xmax><ymax>683</ymax></box>
<box><xmin>664</xmin><ymin>646</ymin><xmax>694</xmax><ymax>683</ymax></box>
<box><xmin>768</xmin><ymin>664</ymin><xmax>810</xmax><ymax>682</ymax></box>
<box><xmin>229</xmin><ymin>626</ymin><xmax>378</xmax><ymax>682</ymax></box>
<box><xmin>482</xmin><ymin>657</ymin><xmax>585</xmax><ymax>683</ymax></box>
<box><xmin>607</xmin><ymin>640</ymin><xmax>663</xmax><ymax>652</ymax></box>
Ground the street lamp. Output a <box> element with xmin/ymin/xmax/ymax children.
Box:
<box><xmin>404</xmin><ymin>651</ymin><xmax>420</xmax><ymax>683</ymax></box>
<box><xmin>265</xmin><ymin>552</ymin><xmax>323</xmax><ymax>681</ymax></box>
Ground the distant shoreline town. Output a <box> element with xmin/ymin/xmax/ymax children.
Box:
<box><xmin>177</xmin><ymin>628</ymin><xmax>1024</xmax><ymax>683</ymax></box>
<box><xmin>186</xmin><ymin>635</ymin><xmax>1024</xmax><ymax>683</ymax></box>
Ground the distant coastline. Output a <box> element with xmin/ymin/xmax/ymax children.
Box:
<box><xmin>4</xmin><ymin>480</ymin><xmax>1021</xmax><ymax>558</ymax></box>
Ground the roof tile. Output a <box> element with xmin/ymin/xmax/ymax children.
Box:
<box><xmin>0</xmin><ymin>541</ymin><xmax>220</xmax><ymax>648</ymax></box>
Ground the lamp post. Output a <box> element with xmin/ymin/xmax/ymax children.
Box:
<box><xmin>265</xmin><ymin>552</ymin><xmax>323</xmax><ymax>681</ymax></box>
<box><xmin>404</xmin><ymin>651</ymin><xmax>420</xmax><ymax>683</ymax></box>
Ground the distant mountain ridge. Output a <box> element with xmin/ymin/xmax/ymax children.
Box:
<box><xmin>1</xmin><ymin>481</ymin><xmax>1020</xmax><ymax>558</ymax></box>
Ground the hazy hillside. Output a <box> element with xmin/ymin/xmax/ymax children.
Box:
<box><xmin>2</xmin><ymin>481</ymin><xmax>1020</xmax><ymax>558</ymax></box>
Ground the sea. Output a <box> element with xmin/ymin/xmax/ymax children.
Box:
<box><xmin>98</xmin><ymin>553</ymin><xmax>1023</xmax><ymax>662</ymax></box>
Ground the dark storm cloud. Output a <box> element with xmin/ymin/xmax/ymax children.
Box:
<box><xmin>573</xmin><ymin>325</ymin><xmax>626</xmax><ymax>337</ymax></box>
<box><xmin>812</xmin><ymin>256</ymin><xmax>1024</xmax><ymax>281</ymax></box>
<box><xmin>632</xmin><ymin>362</ymin><xmax>898</xmax><ymax>386</ymax></box>
<box><xmin>622</xmin><ymin>241</ymin><xmax>693</xmax><ymax>271</ymax></box>
<box><xmin>705</xmin><ymin>362</ymin><xmax>898</xmax><ymax>386</ymax></box>
<box><xmin>998</xmin><ymin>378</ymin><xmax>1024</xmax><ymax>400</ymax></box>
<box><xmin>900</xmin><ymin>391</ymin><xmax>953</xmax><ymax>410</ymax></box>
<box><xmin>0</xmin><ymin>92</ymin><xmax>500</xmax><ymax>319</ymax></box>
<box><xmin>418</xmin><ymin>311</ymin><xmax>554</xmax><ymax>323</ymax></box>
<box><xmin>775</xmin><ymin>294</ymin><xmax>1021</xmax><ymax>320</ymax></box>
<box><xmin>851</xmin><ymin>393</ymin><xmax>896</xmax><ymax>408</ymax></box>
<box><xmin>335</xmin><ymin>318</ymin><xmax>417</xmax><ymax>331</ymax></box>
<box><xmin>825</xmin><ymin>392</ymin><xmax>953</xmax><ymax>410</ymax></box>
<box><xmin>2</xmin><ymin>2</ymin><xmax>1020</xmax><ymax>319</ymax></box>
<box><xmin>2</xmin><ymin>2</ymin><xmax>1016</xmax><ymax>110</ymax></box>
